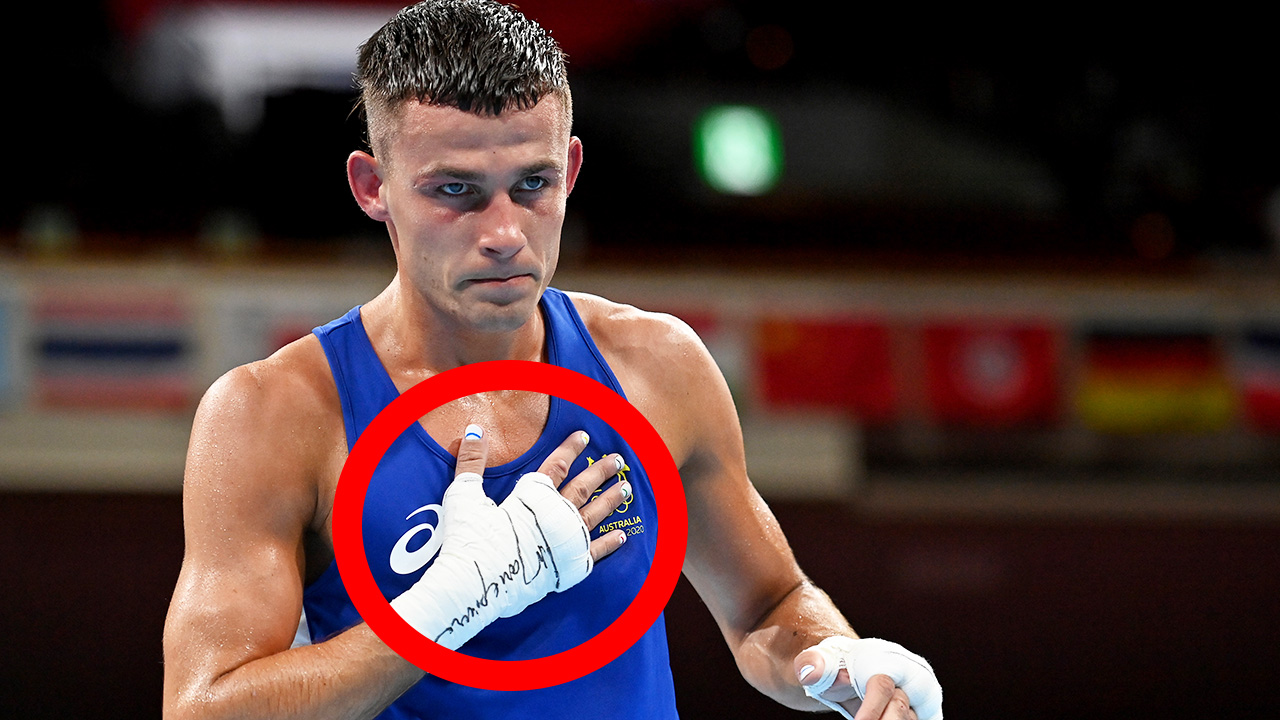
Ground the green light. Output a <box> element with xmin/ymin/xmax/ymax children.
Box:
<box><xmin>694</xmin><ymin>105</ymin><xmax>783</xmax><ymax>196</ymax></box>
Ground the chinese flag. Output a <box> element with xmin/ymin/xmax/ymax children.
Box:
<box><xmin>756</xmin><ymin>317</ymin><xmax>896</xmax><ymax>423</ymax></box>
<box><xmin>923</xmin><ymin>321</ymin><xmax>1062</xmax><ymax>427</ymax></box>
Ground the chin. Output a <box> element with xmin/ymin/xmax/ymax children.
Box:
<box><xmin>466</xmin><ymin>297</ymin><xmax>540</xmax><ymax>333</ymax></box>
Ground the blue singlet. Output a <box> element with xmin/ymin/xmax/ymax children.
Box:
<box><xmin>304</xmin><ymin>287</ymin><xmax>679</xmax><ymax>719</ymax></box>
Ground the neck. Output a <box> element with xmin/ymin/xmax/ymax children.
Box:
<box><xmin>365</xmin><ymin>276</ymin><xmax>546</xmax><ymax>380</ymax></box>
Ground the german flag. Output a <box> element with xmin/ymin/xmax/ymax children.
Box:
<box><xmin>1075</xmin><ymin>327</ymin><xmax>1234</xmax><ymax>434</ymax></box>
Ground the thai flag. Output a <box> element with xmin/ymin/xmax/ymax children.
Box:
<box><xmin>32</xmin><ymin>292</ymin><xmax>195</xmax><ymax>411</ymax></box>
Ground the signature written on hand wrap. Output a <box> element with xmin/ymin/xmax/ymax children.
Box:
<box><xmin>433</xmin><ymin>499</ymin><xmax>564</xmax><ymax>642</ymax></box>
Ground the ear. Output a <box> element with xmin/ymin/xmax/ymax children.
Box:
<box><xmin>347</xmin><ymin>150</ymin><xmax>390</xmax><ymax>222</ymax></box>
<box><xmin>565</xmin><ymin>137</ymin><xmax>584</xmax><ymax>196</ymax></box>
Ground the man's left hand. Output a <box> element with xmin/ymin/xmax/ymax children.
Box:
<box><xmin>794</xmin><ymin>636</ymin><xmax>942</xmax><ymax>720</ymax></box>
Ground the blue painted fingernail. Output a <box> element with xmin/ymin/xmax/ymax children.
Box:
<box><xmin>799</xmin><ymin>664</ymin><xmax>815</xmax><ymax>682</ymax></box>
<box><xmin>465</xmin><ymin>424</ymin><xmax>484</xmax><ymax>440</ymax></box>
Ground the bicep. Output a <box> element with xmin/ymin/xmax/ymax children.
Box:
<box><xmin>163</xmin><ymin>369</ymin><xmax>316</xmax><ymax>701</ymax></box>
<box><xmin>165</xmin><ymin>538</ymin><xmax>305</xmax><ymax>690</ymax></box>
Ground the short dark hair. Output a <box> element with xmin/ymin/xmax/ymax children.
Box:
<box><xmin>355</xmin><ymin>0</ymin><xmax>570</xmax><ymax>157</ymax></box>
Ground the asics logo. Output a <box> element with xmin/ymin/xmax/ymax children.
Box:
<box><xmin>389</xmin><ymin>503</ymin><xmax>444</xmax><ymax>575</ymax></box>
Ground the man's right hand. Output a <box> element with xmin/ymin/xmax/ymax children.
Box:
<box><xmin>390</xmin><ymin>424</ymin><xmax>630</xmax><ymax>650</ymax></box>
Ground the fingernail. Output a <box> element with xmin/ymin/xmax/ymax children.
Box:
<box><xmin>580</xmin><ymin>431</ymin><xmax>590</xmax><ymax>445</ymax></box>
<box><xmin>614</xmin><ymin>455</ymin><xmax>625</xmax><ymax>471</ymax></box>
<box><xmin>617</xmin><ymin>530</ymin><xmax>627</xmax><ymax>544</ymax></box>
<box><xmin>465</xmin><ymin>424</ymin><xmax>484</xmax><ymax>440</ymax></box>
<box><xmin>798</xmin><ymin>664</ymin><xmax>815</xmax><ymax>682</ymax></box>
<box><xmin>619</xmin><ymin>481</ymin><xmax>632</xmax><ymax>503</ymax></box>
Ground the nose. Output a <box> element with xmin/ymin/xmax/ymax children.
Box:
<box><xmin>476</xmin><ymin>193</ymin><xmax>527</xmax><ymax>261</ymax></box>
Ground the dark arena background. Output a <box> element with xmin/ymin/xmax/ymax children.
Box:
<box><xmin>2</xmin><ymin>2</ymin><xmax>1278</xmax><ymax>718</ymax></box>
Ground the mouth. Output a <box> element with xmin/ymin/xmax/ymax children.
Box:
<box><xmin>461</xmin><ymin>272</ymin><xmax>538</xmax><ymax>296</ymax></box>
<box><xmin>466</xmin><ymin>272</ymin><xmax>534</xmax><ymax>285</ymax></box>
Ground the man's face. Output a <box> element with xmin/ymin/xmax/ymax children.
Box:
<box><xmin>375</xmin><ymin>96</ymin><xmax>581</xmax><ymax>334</ymax></box>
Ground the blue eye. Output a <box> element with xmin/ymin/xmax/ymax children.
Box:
<box><xmin>517</xmin><ymin>176</ymin><xmax>549</xmax><ymax>192</ymax></box>
<box><xmin>439</xmin><ymin>182</ymin><xmax>468</xmax><ymax>196</ymax></box>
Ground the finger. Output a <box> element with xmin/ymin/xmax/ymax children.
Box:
<box><xmin>796</xmin><ymin>647</ymin><xmax>858</xmax><ymax>704</ymax></box>
<box><xmin>865</xmin><ymin>688</ymin><xmax>916</xmax><ymax>720</ymax></box>
<box><xmin>891</xmin><ymin>688</ymin><xmax>918</xmax><ymax>720</ymax></box>
<box><xmin>559</xmin><ymin>452</ymin><xmax>625</xmax><ymax>508</ymax></box>
<box><xmin>576</xmin><ymin>456</ymin><xmax>629</xmax><ymax>525</ymax></box>
<box><xmin>589</xmin><ymin>529</ymin><xmax>627</xmax><ymax>563</ymax></box>
<box><xmin>454</xmin><ymin>423</ymin><xmax>490</xmax><ymax>477</ymax></box>
<box><xmin>442</xmin><ymin>424</ymin><xmax>491</xmax><ymax>504</ymax></box>
<box><xmin>536</xmin><ymin>430</ymin><xmax>591</xmax><ymax>485</ymax></box>
<box><xmin>851</xmin><ymin>674</ymin><xmax>898</xmax><ymax>720</ymax></box>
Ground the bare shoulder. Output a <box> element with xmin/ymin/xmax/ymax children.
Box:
<box><xmin>203</xmin><ymin>332</ymin><xmax>335</xmax><ymax>418</ymax></box>
<box><xmin>565</xmin><ymin>291</ymin><xmax>732</xmax><ymax>465</ymax></box>
<box><xmin>194</xmin><ymin>335</ymin><xmax>339</xmax><ymax>455</ymax></box>
<box><xmin>564</xmin><ymin>291</ymin><xmax>708</xmax><ymax>370</ymax></box>
<box><xmin>185</xmin><ymin>333</ymin><xmax>344</xmax><ymax>534</ymax></box>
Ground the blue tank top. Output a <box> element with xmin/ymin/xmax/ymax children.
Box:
<box><xmin>305</xmin><ymin>287</ymin><xmax>679</xmax><ymax>719</ymax></box>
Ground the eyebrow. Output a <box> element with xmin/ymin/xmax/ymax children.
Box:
<box><xmin>414</xmin><ymin>165</ymin><xmax>485</xmax><ymax>184</ymax></box>
<box><xmin>413</xmin><ymin>161</ymin><xmax>562</xmax><ymax>185</ymax></box>
<box><xmin>516</xmin><ymin>160</ymin><xmax>562</xmax><ymax>177</ymax></box>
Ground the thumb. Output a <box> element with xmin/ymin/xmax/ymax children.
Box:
<box><xmin>446</xmin><ymin>423</ymin><xmax>490</xmax><ymax>503</ymax></box>
<box><xmin>795</xmin><ymin>646</ymin><xmax>827</xmax><ymax>688</ymax></box>
<box><xmin>455</xmin><ymin>423</ymin><xmax>489</xmax><ymax>476</ymax></box>
<box><xmin>795</xmin><ymin>644</ymin><xmax>858</xmax><ymax>703</ymax></box>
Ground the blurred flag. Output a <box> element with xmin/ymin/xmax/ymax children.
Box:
<box><xmin>269</xmin><ymin>316</ymin><xmax>327</xmax><ymax>355</ymax></box>
<box><xmin>0</xmin><ymin>297</ymin><xmax>12</xmax><ymax>406</ymax></box>
<box><xmin>1076</xmin><ymin>328</ymin><xmax>1234</xmax><ymax>433</ymax></box>
<box><xmin>32</xmin><ymin>291</ymin><xmax>195</xmax><ymax>411</ymax></box>
<box><xmin>923</xmin><ymin>320</ymin><xmax>1062</xmax><ymax>427</ymax></box>
<box><xmin>1239</xmin><ymin>328</ymin><xmax>1280</xmax><ymax>433</ymax></box>
<box><xmin>756</xmin><ymin>317</ymin><xmax>895</xmax><ymax>423</ymax></box>
<box><xmin>209</xmin><ymin>297</ymin><xmax>361</xmax><ymax>379</ymax></box>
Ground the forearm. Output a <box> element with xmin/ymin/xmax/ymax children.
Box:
<box><xmin>732</xmin><ymin>580</ymin><xmax>857</xmax><ymax>711</ymax></box>
<box><xmin>165</xmin><ymin>623</ymin><xmax>423</xmax><ymax>720</ymax></box>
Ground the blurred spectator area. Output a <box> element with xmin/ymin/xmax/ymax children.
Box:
<box><xmin>4</xmin><ymin>1</ymin><xmax>1278</xmax><ymax>265</ymax></box>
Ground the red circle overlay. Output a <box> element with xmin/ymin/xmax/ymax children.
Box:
<box><xmin>332</xmin><ymin>360</ymin><xmax>688</xmax><ymax>691</ymax></box>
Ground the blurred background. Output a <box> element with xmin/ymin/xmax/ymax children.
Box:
<box><xmin>2</xmin><ymin>1</ymin><xmax>1278</xmax><ymax>718</ymax></box>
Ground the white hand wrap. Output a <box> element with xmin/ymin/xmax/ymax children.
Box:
<box><xmin>802</xmin><ymin>636</ymin><xmax>943</xmax><ymax>720</ymax></box>
<box><xmin>389</xmin><ymin>470</ymin><xmax>593</xmax><ymax>650</ymax></box>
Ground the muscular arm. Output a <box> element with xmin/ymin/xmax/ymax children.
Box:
<box><xmin>163</xmin><ymin>338</ymin><xmax>631</xmax><ymax>719</ymax></box>
<box><xmin>578</xmin><ymin>295</ymin><xmax>854</xmax><ymax>711</ymax></box>
<box><xmin>666</xmin><ymin>329</ymin><xmax>858</xmax><ymax>710</ymax></box>
<box><xmin>678</xmin><ymin>381</ymin><xmax>857</xmax><ymax>710</ymax></box>
<box><xmin>162</xmin><ymin>351</ymin><xmax>423</xmax><ymax>720</ymax></box>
